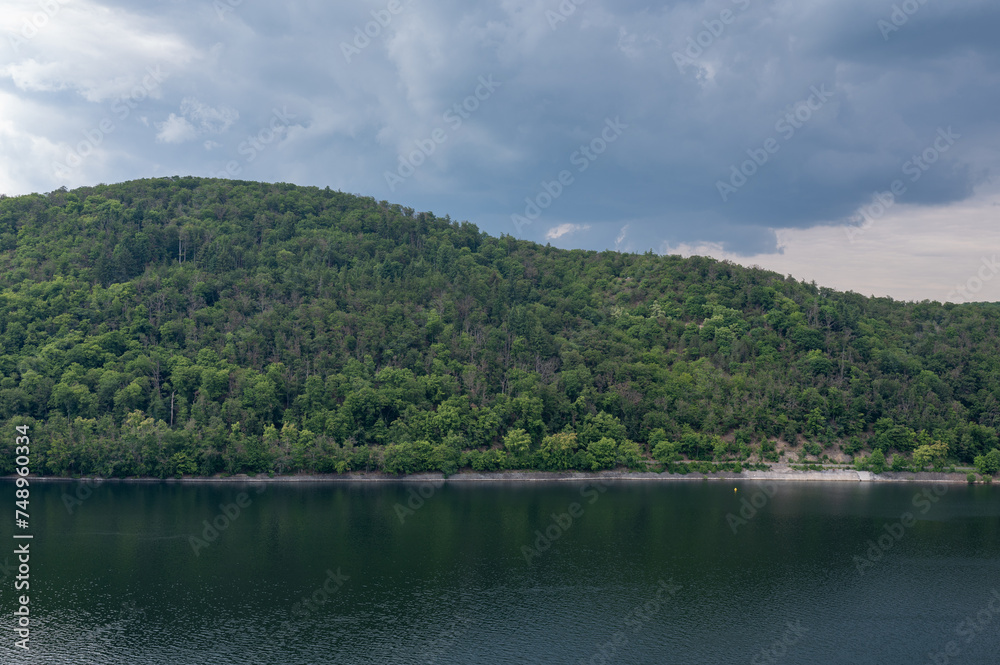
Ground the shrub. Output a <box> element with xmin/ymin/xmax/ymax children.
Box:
<box><xmin>617</xmin><ymin>440</ymin><xmax>645</xmax><ymax>469</ymax></box>
<box><xmin>869</xmin><ymin>449</ymin><xmax>887</xmax><ymax>474</ymax></box>
<box><xmin>587</xmin><ymin>437</ymin><xmax>618</xmax><ymax>470</ymax></box>
<box><xmin>973</xmin><ymin>449</ymin><xmax>1000</xmax><ymax>477</ymax></box>
<box><xmin>652</xmin><ymin>440</ymin><xmax>680</xmax><ymax>465</ymax></box>
<box><xmin>842</xmin><ymin>436</ymin><xmax>863</xmax><ymax>456</ymax></box>
<box><xmin>890</xmin><ymin>455</ymin><xmax>910</xmax><ymax>472</ymax></box>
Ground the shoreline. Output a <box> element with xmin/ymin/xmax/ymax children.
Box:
<box><xmin>6</xmin><ymin>468</ymin><xmax>983</xmax><ymax>484</ymax></box>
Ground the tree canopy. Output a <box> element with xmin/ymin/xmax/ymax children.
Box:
<box><xmin>0</xmin><ymin>177</ymin><xmax>997</xmax><ymax>477</ymax></box>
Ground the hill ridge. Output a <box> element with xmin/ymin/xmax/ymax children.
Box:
<box><xmin>0</xmin><ymin>176</ymin><xmax>997</xmax><ymax>478</ymax></box>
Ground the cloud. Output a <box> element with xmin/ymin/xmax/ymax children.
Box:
<box><xmin>0</xmin><ymin>0</ymin><xmax>998</xmax><ymax>300</ymax></box>
<box><xmin>615</xmin><ymin>224</ymin><xmax>630</xmax><ymax>250</ymax></box>
<box><xmin>546</xmin><ymin>223</ymin><xmax>590</xmax><ymax>240</ymax></box>
<box><xmin>0</xmin><ymin>0</ymin><xmax>195</xmax><ymax>103</ymax></box>
<box><xmin>155</xmin><ymin>113</ymin><xmax>197</xmax><ymax>144</ymax></box>
<box><xmin>0</xmin><ymin>97</ymin><xmax>69</xmax><ymax>195</ymax></box>
<box><xmin>180</xmin><ymin>98</ymin><xmax>239</xmax><ymax>134</ymax></box>
<box><xmin>156</xmin><ymin>98</ymin><xmax>237</xmax><ymax>144</ymax></box>
<box><xmin>662</xmin><ymin>183</ymin><xmax>1000</xmax><ymax>303</ymax></box>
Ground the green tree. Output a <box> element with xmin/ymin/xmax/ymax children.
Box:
<box><xmin>973</xmin><ymin>449</ymin><xmax>1000</xmax><ymax>477</ymax></box>
<box><xmin>805</xmin><ymin>407</ymin><xmax>825</xmax><ymax>437</ymax></box>
<box><xmin>868</xmin><ymin>448</ymin><xmax>887</xmax><ymax>474</ymax></box>
<box><xmin>503</xmin><ymin>428</ymin><xmax>531</xmax><ymax>457</ymax></box>
<box><xmin>7</xmin><ymin>177</ymin><xmax>1000</xmax><ymax>478</ymax></box>
<box><xmin>652</xmin><ymin>440</ymin><xmax>680</xmax><ymax>465</ymax></box>
<box><xmin>912</xmin><ymin>441</ymin><xmax>949</xmax><ymax>470</ymax></box>
<box><xmin>579</xmin><ymin>411</ymin><xmax>627</xmax><ymax>446</ymax></box>
<box><xmin>617</xmin><ymin>439</ymin><xmax>645</xmax><ymax>469</ymax></box>
<box><xmin>538</xmin><ymin>431</ymin><xmax>579</xmax><ymax>470</ymax></box>
<box><xmin>587</xmin><ymin>437</ymin><xmax>618</xmax><ymax>470</ymax></box>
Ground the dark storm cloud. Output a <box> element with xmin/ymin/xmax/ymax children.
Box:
<box><xmin>2</xmin><ymin>0</ymin><xmax>998</xmax><ymax>256</ymax></box>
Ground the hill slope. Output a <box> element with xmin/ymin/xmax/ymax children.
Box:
<box><xmin>0</xmin><ymin>177</ymin><xmax>998</xmax><ymax>477</ymax></box>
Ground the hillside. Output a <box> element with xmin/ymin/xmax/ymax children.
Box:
<box><xmin>0</xmin><ymin>177</ymin><xmax>998</xmax><ymax>477</ymax></box>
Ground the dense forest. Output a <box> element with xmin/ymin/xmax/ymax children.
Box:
<box><xmin>0</xmin><ymin>177</ymin><xmax>998</xmax><ymax>478</ymax></box>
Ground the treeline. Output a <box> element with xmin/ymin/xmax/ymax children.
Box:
<box><xmin>0</xmin><ymin>177</ymin><xmax>998</xmax><ymax>478</ymax></box>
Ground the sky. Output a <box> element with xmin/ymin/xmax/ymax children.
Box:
<box><xmin>1</xmin><ymin>0</ymin><xmax>998</xmax><ymax>303</ymax></box>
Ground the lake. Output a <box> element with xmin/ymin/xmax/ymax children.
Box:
<box><xmin>1</xmin><ymin>478</ymin><xmax>998</xmax><ymax>664</ymax></box>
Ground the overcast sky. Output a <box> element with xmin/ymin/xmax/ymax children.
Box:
<box><xmin>2</xmin><ymin>0</ymin><xmax>998</xmax><ymax>302</ymax></box>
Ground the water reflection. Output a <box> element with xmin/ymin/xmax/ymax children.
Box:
<box><xmin>0</xmin><ymin>479</ymin><xmax>997</xmax><ymax>664</ymax></box>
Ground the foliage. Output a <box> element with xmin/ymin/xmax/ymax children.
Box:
<box><xmin>586</xmin><ymin>437</ymin><xmax>618</xmax><ymax>470</ymax></box>
<box><xmin>537</xmin><ymin>431</ymin><xmax>580</xmax><ymax>471</ymax></box>
<box><xmin>912</xmin><ymin>441</ymin><xmax>949</xmax><ymax>470</ymax></box>
<box><xmin>973</xmin><ymin>449</ymin><xmax>1000</xmax><ymax>477</ymax></box>
<box><xmin>0</xmin><ymin>177</ymin><xmax>997</xmax><ymax>476</ymax></box>
<box><xmin>652</xmin><ymin>440</ymin><xmax>680</xmax><ymax>465</ymax></box>
<box><xmin>890</xmin><ymin>454</ymin><xmax>910</xmax><ymax>472</ymax></box>
<box><xmin>868</xmin><ymin>449</ymin><xmax>887</xmax><ymax>474</ymax></box>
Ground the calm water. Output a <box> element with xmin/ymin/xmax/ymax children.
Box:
<box><xmin>1</xmin><ymin>478</ymin><xmax>999</xmax><ymax>664</ymax></box>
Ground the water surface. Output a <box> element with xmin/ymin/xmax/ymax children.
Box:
<box><xmin>1</xmin><ymin>479</ymin><xmax>998</xmax><ymax>664</ymax></box>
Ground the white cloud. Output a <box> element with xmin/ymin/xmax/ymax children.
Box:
<box><xmin>156</xmin><ymin>99</ymin><xmax>237</xmax><ymax>144</ymax></box>
<box><xmin>0</xmin><ymin>0</ymin><xmax>196</xmax><ymax>103</ymax></box>
<box><xmin>0</xmin><ymin>118</ymin><xmax>65</xmax><ymax>194</ymax></box>
<box><xmin>0</xmin><ymin>88</ymin><xmax>111</xmax><ymax>193</ymax></box>
<box><xmin>155</xmin><ymin>114</ymin><xmax>197</xmax><ymax>144</ymax></box>
<box><xmin>181</xmin><ymin>98</ymin><xmax>239</xmax><ymax>134</ymax></box>
<box><xmin>546</xmin><ymin>223</ymin><xmax>590</xmax><ymax>240</ymax></box>
<box><xmin>615</xmin><ymin>223</ymin><xmax>630</xmax><ymax>250</ymax></box>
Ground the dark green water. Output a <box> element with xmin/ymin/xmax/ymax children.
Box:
<box><xmin>1</xmin><ymin>479</ymin><xmax>999</xmax><ymax>664</ymax></box>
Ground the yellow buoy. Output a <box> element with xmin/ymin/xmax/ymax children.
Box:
<box><xmin>734</xmin><ymin>487</ymin><xmax>738</xmax><ymax>492</ymax></box>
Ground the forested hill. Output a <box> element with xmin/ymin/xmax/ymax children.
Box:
<box><xmin>1</xmin><ymin>176</ymin><xmax>999</xmax><ymax>478</ymax></box>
